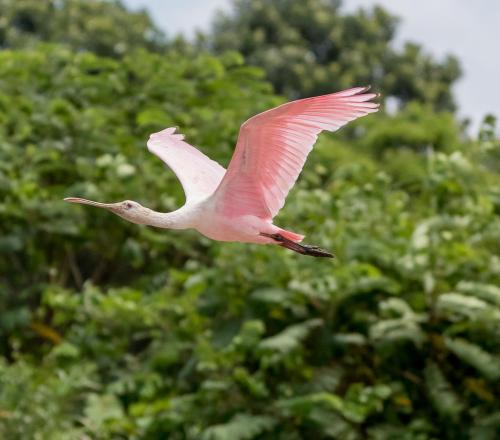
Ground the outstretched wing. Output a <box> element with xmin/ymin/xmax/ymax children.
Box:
<box><xmin>209</xmin><ymin>87</ymin><xmax>379</xmax><ymax>219</ymax></box>
<box><xmin>147</xmin><ymin>127</ymin><xmax>226</xmax><ymax>203</ymax></box>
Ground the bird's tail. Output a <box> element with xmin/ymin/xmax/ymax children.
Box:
<box><xmin>260</xmin><ymin>231</ymin><xmax>334</xmax><ymax>258</ymax></box>
<box><xmin>276</xmin><ymin>228</ymin><xmax>305</xmax><ymax>242</ymax></box>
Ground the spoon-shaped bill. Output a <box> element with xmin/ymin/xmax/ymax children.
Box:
<box><xmin>63</xmin><ymin>197</ymin><xmax>117</xmax><ymax>209</ymax></box>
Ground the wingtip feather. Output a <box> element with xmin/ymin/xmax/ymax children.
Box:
<box><xmin>148</xmin><ymin>127</ymin><xmax>186</xmax><ymax>145</ymax></box>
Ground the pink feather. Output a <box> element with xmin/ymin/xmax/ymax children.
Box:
<box><xmin>211</xmin><ymin>86</ymin><xmax>379</xmax><ymax>219</ymax></box>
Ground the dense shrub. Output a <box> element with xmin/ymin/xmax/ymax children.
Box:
<box><xmin>1</xmin><ymin>43</ymin><xmax>500</xmax><ymax>438</ymax></box>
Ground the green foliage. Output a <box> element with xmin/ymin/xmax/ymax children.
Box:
<box><xmin>424</xmin><ymin>361</ymin><xmax>463</xmax><ymax>420</ymax></box>
<box><xmin>202</xmin><ymin>414</ymin><xmax>277</xmax><ymax>440</ymax></box>
<box><xmin>0</xmin><ymin>44</ymin><xmax>277</xmax><ymax>306</ymax></box>
<box><xmin>1</xmin><ymin>1</ymin><xmax>500</xmax><ymax>438</ymax></box>
<box><xmin>205</xmin><ymin>0</ymin><xmax>461</xmax><ymax>110</ymax></box>
<box><xmin>444</xmin><ymin>338</ymin><xmax>500</xmax><ymax>381</ymax></box>
<box><xmin>361</xmin><ymin>102</ymin><xmax>461</xmax><ymax>156</ymax></box>
<box><xmin>0</xmin><ymin>0</ymin><xmax>165</xmax><ymax>56</ymax></box>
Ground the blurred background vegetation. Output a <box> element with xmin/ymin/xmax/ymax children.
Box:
<box><xmin>1</xmin><ymin>0</ymin><xmax>499</xmax><ymax>438</ymax></box>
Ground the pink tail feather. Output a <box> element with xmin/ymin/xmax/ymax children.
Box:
<box><xmin>277</xmin><ymin>228</ymin><xmax>304</xmax><ymax>242</ymax></box>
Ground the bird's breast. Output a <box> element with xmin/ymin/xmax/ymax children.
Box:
<box><xmin>193</xmin><ymin>208</ymin><xmax>272</xmax><ymax>244</ymax></box>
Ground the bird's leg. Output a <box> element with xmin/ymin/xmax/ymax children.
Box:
<box><xmin>260</xmin><ymin>233</ymin><xmax>334</xmax><ymax>258</ymax></box>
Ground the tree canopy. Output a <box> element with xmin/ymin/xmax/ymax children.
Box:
<box><xmin>0</xmin><ymin>0</ymin><xmax>164</xmax><ymax>57</ymax></box>
<box><xmin>206</xmin><ymin>0</ymin><xmax>461</xmax><ymax>111</ymax></box>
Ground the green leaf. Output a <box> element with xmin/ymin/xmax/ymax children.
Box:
<box><xmin>83</xmin><ymin>394</ymin><xmax>124</xmax><ymax>430</ymax></box>
<box><xmin>424</xmin><ymin>362</ymin><xmax>463</xmax><ymax>420</ymax></box>
<box><xmin>258</xmin><ymin>319</ymin><xmax>322</xmax><ymax>364</ymax></box>
<box><xmin>445</xmin><ymin>338</ymin><xmax>500</xmax><ymax>380</ymax></box>
<box><xmin>276</xmin><ymin>392</ymin><xmax>343</xmax><ymax>416</ymax></box>
<box><xmin>437</xmin><ymin>292</ymin><xmax>500</xmax><ymax>321</ymax></box>
<box><xmin>457</xmin><ymin>281</ymin><xmax>500</xmax><ymax>306</ymax></box>
<box><xmin>202</xmin><ymin>413</ymin><xmax>276</xmax><ymax>440</ymax></box>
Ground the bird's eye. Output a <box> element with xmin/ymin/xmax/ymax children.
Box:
<box><xmin>124</xmin><ymin>202</ymin><xmax>133</xmax><ymax>209</ymax></box>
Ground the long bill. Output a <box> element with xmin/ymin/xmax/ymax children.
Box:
<box><xmin>64</xmin><ymin>197</ymin><xmax>118</xmax><ymax>209</ymax></box>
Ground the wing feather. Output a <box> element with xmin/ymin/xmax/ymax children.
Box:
<box><xmin>147</xmin><ymin>128</ymin><xmax>226</xmax><ymax>203</ymax></box>
<box><xmin>209</xmin><ymin>87</ymin><xmax>379</xmax><ymax>219</ymax></box>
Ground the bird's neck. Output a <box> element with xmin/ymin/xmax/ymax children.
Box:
<box><xmin>142</xmin><ymin>207</ymin><xmax>191</xmax><ymax>229</ymax></box>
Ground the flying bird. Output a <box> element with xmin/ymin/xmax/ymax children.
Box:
<box><xmin>65</xmin><ymin>86</ymin><xmax>379</xmax><ymax>257</ymax></box>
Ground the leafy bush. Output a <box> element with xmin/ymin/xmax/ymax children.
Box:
<box><xmin>205</xmin><ymin>0</ymin><xmax>461</xmax><ymax>110</ymax></box>
<box><xmin>1</xmin><ymin>11</ymin><xmax>500</xmax><ymax>440</ymax></box>
<box><xmin>0</xmin><ymin>0</ymin><xmax>165</xmax><ymax>56</ymax></box>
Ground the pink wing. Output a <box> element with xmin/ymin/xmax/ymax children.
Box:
<box><xmin>147</xmin><ymin>127</ymin><xmax>226</xmax><ymax>203</ymax></box>
<box><xmin>209</xmin><ymin>86</ymin><xmax>379</xmax><ymax>219</ymax></box>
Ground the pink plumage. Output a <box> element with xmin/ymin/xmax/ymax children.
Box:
<box><xmin>66</xmin><ymin>87</ymin><xmax>379</xmax><ymax>258</ymax></box>
<box><xmin>213</xmin><ymin>86</ymin><xmax>378</xmax><ymax>219</ymax></box>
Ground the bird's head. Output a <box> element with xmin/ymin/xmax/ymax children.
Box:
<box><xmin>64</xmin><ymin>197</ymin><xmax>150</xmax><ymax>225</ymax></box>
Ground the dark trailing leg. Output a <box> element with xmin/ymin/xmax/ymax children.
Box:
<box><xmin>260</xmin><ymin>233</ymin><xmax>334</xmax><ymax>258</ymax></box>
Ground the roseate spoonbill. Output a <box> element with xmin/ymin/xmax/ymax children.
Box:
<box><xmin>65</xmin><ymin>86</ymin><xmax>379</xmax><ymax>257</ymax></box>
